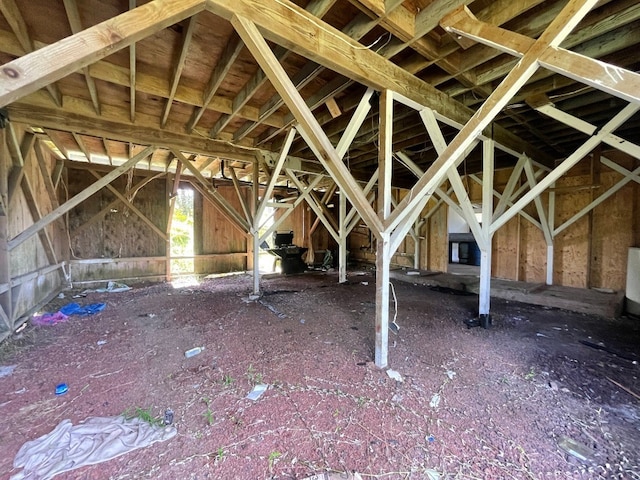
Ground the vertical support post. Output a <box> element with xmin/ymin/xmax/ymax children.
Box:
<box><xmin>0</xmin><ymin>125</ymin><xmax>12</xmax><ymax>332</ymax></box>
<box><xmin>252</xmin><ymin>230</ymin><xmax>260</xmax><ymax>295</ymax></box>
<box><xmin>252</xmin><ymin>157</ymin><xmax>261</xmax><ymax>295</ymax></box>
<box><xmin>479</xmin><ymin>139</ymin><xmax>494</xmax><ymax>328</ymax></box>
<box><xmin>338</xmin><ymin>189</ymin><xmax>347</xmax><ymax>283</ymax></box>
<box><xmin>375</xmin><ymin>232</ymin><xmax>391</xmax><ymax>368</ymax></box>
<box><xmin>375</xmin><ymin>90</ymin><xmax>393</xmax><ymax>368</ymax></box>
<box><xmin>165</xmin><ymin>163</ymin><xmax>182</xmax><ymax>282</ymax></box>
<box><xmin>546</xmin><ymin>184</ymin><xmax>556</xmax><ymax>286</ymax></box>
<box><xmin>337</xmin><ymin>191</ymin><xmax>346</xmax><ymax>274</ymax></box>
<box><xmin>413</xmin><ymin>218</ymin><xmax>420</xmax><ymax>270</ymax></box>
<box><xmin>165</xmin><ymin>172</ymin><xmax>173</xmax><ymax>282</ymax></box>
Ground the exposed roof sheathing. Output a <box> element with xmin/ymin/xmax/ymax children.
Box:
<box><xmin>0</xmin><ymin>0</ymin><xmax>639</xmax><ymax>186</ymax></box>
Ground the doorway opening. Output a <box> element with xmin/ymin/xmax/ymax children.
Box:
<box><xmin>447</xmin><ymin>206</ymin><xmax>481</xmax><ymax>276</ymax></box>
<box><xmin>170</xmin><ymin>188</ymin><xmax>195</xmax><ymax>276</ymax></box>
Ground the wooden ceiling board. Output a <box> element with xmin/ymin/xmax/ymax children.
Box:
<box><xmin>0</xmin><ymin>0</ymin><xmax>638</xmax><ymax>191</ymax></box>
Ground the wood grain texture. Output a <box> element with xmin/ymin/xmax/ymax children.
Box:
<box><xmin>0</xmin><ymin>0</ymin><xmax>205</xmax><ymax>107</ymax></box>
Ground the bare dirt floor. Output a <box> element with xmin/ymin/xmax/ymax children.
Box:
<box><xmin>1</xmin><ymin>269</ymin><xmax>639</xmax><ymax>480</ymax></box>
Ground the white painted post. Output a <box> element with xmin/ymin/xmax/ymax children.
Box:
<box><xmin>338</xmin><ymin>190</ymin><xmax>347</xmax><ymax>283</ymax></box>
<box><xmin>546</xmin><ymin>185</ymin><xmax>555</xmax><ymax>285</ymax></box>
<box><xmin>546</xmin><ymin>245</ymin><xmax>554</xmax><ymax>286</ymax></box>
<box><xmin>479</xmin><ymin>247</ymin><xmax>492</xmax><ymax>317</ymax></box>
<box><xmin>375</xmin><ymin>232</ymin><xmax>391</xmax><ymax>368</ymax></box>
<box><xmin>252</xmin><ymin>229</ymin><xmax>260</xmax><ymax>295</ymax></box>
<box><xmin>413</xmin><ymin>219</ymin><xmax>420</xmax><ymax>270</ymax></box>
<box><xmin>479</xmin><ymin>139</ymin><xmax>494</xmax><ymax>328</ymax></box>
<box><xmin>375</xmin><ymin>90</ymin><xmax>392</xmax><ymax>368</ymax></box>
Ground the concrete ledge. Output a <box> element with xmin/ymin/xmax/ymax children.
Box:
<box><xmin>391</xmin><ymin>269</ymin><xmax>625</xmax><ymax>318</ymax></box>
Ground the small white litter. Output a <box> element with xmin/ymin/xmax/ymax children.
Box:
<box><xmin>246</xmin><ymin>384</ymin><xmax>268</xmax><ymax>401</ymax></box>
<box><xmin>0</xmin><ymin>365</ymin><xmax>17</xmax><ymax>378</ymax></box>
<box><xmin>430</xmin><ymin>393</ymin><xmax>441</xmax><ymax>408</ymax></box>
<box><xmin>445</xmin><ymin>370</ymin><xmax>456</xmax><ymax>380</ymax></box>
<box><xmin>386</xmin><ymin>369</ymin><xmax>404</xmax><ymax>382</ymax></box>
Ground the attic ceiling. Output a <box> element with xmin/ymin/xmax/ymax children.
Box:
<box><xmin>1</xmin><ymin>0</ymin><xmax>639</xmax><ymax>188</ymax></box>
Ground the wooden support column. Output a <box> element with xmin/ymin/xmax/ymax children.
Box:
<box><xmin>338</xmin><ymin>189</ymin><xmax>347</xmax><ymax>283</ymax></box>
<box><xmin>166</xmin><ymin>163</ymin><xmax>182</xmax><ymax>281</ymax></box>
<box><xmin>287</xmin><ymin>171</ymin><xmax>339</xmax><ymax>243</ymax></box>
<box><xmin>251</xmin><ymin>157</ymin><xmax>260</xmax><ymax>295</ymax></box>
<box><xmin>375</xmin><ymin>89</ymin><xmax>393</xmax><ymax>368</ymax></box>
<box><xmin>375</xmin><ymin>231</ymin><xmax>391</xmax><ymax>368</ymax></box>
<box><xmin>231</xmin><ymin>14</ymin><xmax>383</xmax><ymax>235</ymax></box>
<box><xmin>0</xmin><ymin>126</ymin><xmax>12</xmax><ymax>332</ymax></box>
<box><xmin>413</xmin><ymin>217</ymin><xmax>420</xmax><ymax>270</ymax></box>
<box><xmin>547</xmin><ymin>184</ymin><xmax>556</xmax><ymax>286</ymax></box>
<box><xmin>478</xmin><ymin>139</ymin><xmax>494</xmax><ymax>328</ymax></box>
<box><xmin>491</xmin><ymin>104</ymin><xmax>639</xmax><ymax>235</ymax></box>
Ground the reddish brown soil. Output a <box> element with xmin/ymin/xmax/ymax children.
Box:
<box><xmin>1</xmin><ymin>271</ymin><xmax>639</xmax><ymax>479</ymax></box>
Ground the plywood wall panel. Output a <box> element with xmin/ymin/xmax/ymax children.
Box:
<box><xmin>518</xmin><ymin>213</ymin><xmax>546</xmax><ymax>284</ymax></box>
<box><xmin>201</xmin><ymin>185</ymin><xmax>247</xmax><ymax>254</ymax></box>
<box><xmin>553</xmin><ymin>174</ymin><xmax>590</xmax><ymax>288</ymax></box>
<box><xmin>493</xmin><ymin>216</ymin><xmax>519</xmax><ymax>280</ymax></box>
<box><xmin>427</xmin><ymin>204</ymin><xmax>448</xmax><ymax>272</ymax></box>
<box><xmin>197</xmin><ymin>184</ymin><xmax>248</xmax><ymax>273</ymax></box>
<box><xmin>68</xmin><ymin>169</ymin><xmax>167</xmax><ymax>259</ymax></box>
<box><xmin>590</xmin><ymin>170</ymin><xmax>636</xmax><ymax>290</ymax></box>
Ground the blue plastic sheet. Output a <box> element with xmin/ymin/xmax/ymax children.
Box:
<box><xmin>59</xmin><ymin>302</ymin><xmax>106</xmax><ymax>316</ymax></box>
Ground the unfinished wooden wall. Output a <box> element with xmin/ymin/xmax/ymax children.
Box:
<box><xmin>195</xmin><ymin>184</ymin><xmax>248</xmax><ymax>273</ymax></box>
<box><xmin>1</xmin><ymin>123</ymin><xmax>66</xmax><ymax>336</ymax></box>
<box><xmin>493</xmin><ymin>153</ymin><xmax>638</xmax><ymax>290</ymax></box>
<box><xmin>348</xmin><ymin>193</ymin><xmax>448</xmax><ymax>272</ymax></box>
<box><xmin>346</xmin><ymin>153</ymin><xmax>637</xmax><ymax>292</ymax></box>
<box><xmin>67</xmin><ymin>166</ymin><xmax>167</xmax><ymax>283</ymax></box>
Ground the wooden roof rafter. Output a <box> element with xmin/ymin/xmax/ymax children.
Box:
<box><xmin>129</xmin><ymin>0</ymin><xmax>137</xmax><ymax>123</ymax></box>
<box><xmin>207</xmin><ymin>0</ymin><xmax>339</xmax><ymax>140</ymax></box>
<box><xmin>62</xmin><ymin>0</ymin><xmax>101</xmax><ymax>115</ymax></box>
<box><xmin>234</xmin><ymin>0</ymin><xmax>416</xmax><ymax>143</ymax></box>
<box><xmin>162</xmin><ymin>16</ymin><xmax>198</xmax><ymax>128</ymax></box>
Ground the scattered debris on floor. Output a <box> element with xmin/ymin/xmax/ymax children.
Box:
<box><xmin>246</xmin><ymin>384</ymin><xmax>269</xmax><ymax>401</ymax></box>
<box><xmin>1</xmin><ymin>274</ymin><xmax>638</xmax><ymax>479</ymax></box>
<box><xmin>0</xmin><ymin>365</ymin><xmax>16</xmax><ymax>378</ymax></box>
<box><xmin>386</xmin><ymin>369</ymin><xmax>403</xmax><ymax>382</ymax></box>
<box><xmin>184</xmin><ymin>346</ymin><xmax>204</xmax><ymax>358</ymax></box>
<box><xmin>59</xmin><ymin>302</ymin><xmax>106</xmax><ymax>316</ymax></box>
<box><xmin>258</xmin><ymin>298</ymin><xmax>287</xmax><ymax>318</ymax></box>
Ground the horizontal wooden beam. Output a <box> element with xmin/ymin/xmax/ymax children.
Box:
<box><xmin>443</xmin><ymin>5</ymin><xmax>640</xmax><ymax>105</ymax></box>
<box><xmin>0</xmin><ymin>0</ymin><xmax>205</xmax><ymax>107</ymax></box>
<box><xmin>7</xmin><ymin>102</ymin><xmax>326</xmax><ymax>176</ymax></box>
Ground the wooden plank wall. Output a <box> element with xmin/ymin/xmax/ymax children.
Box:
<box><xmin>349</xmin><ymin>194</ymin><xmax>449</xmax><ymax>272</ymax></box>
<box><xmin>3</xmin><ymin>123</ymin><xmax>66</xmax><ymax>330</ymax></box>
<box><xmin>67</xmin><ymin>166</ymin><xmax>167</xmax><ymax>282</ymax></box>
<box><xmin>195</xmin><ymin>184</ymin><xmax>248</xmax><ymax>273</ymax></box>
